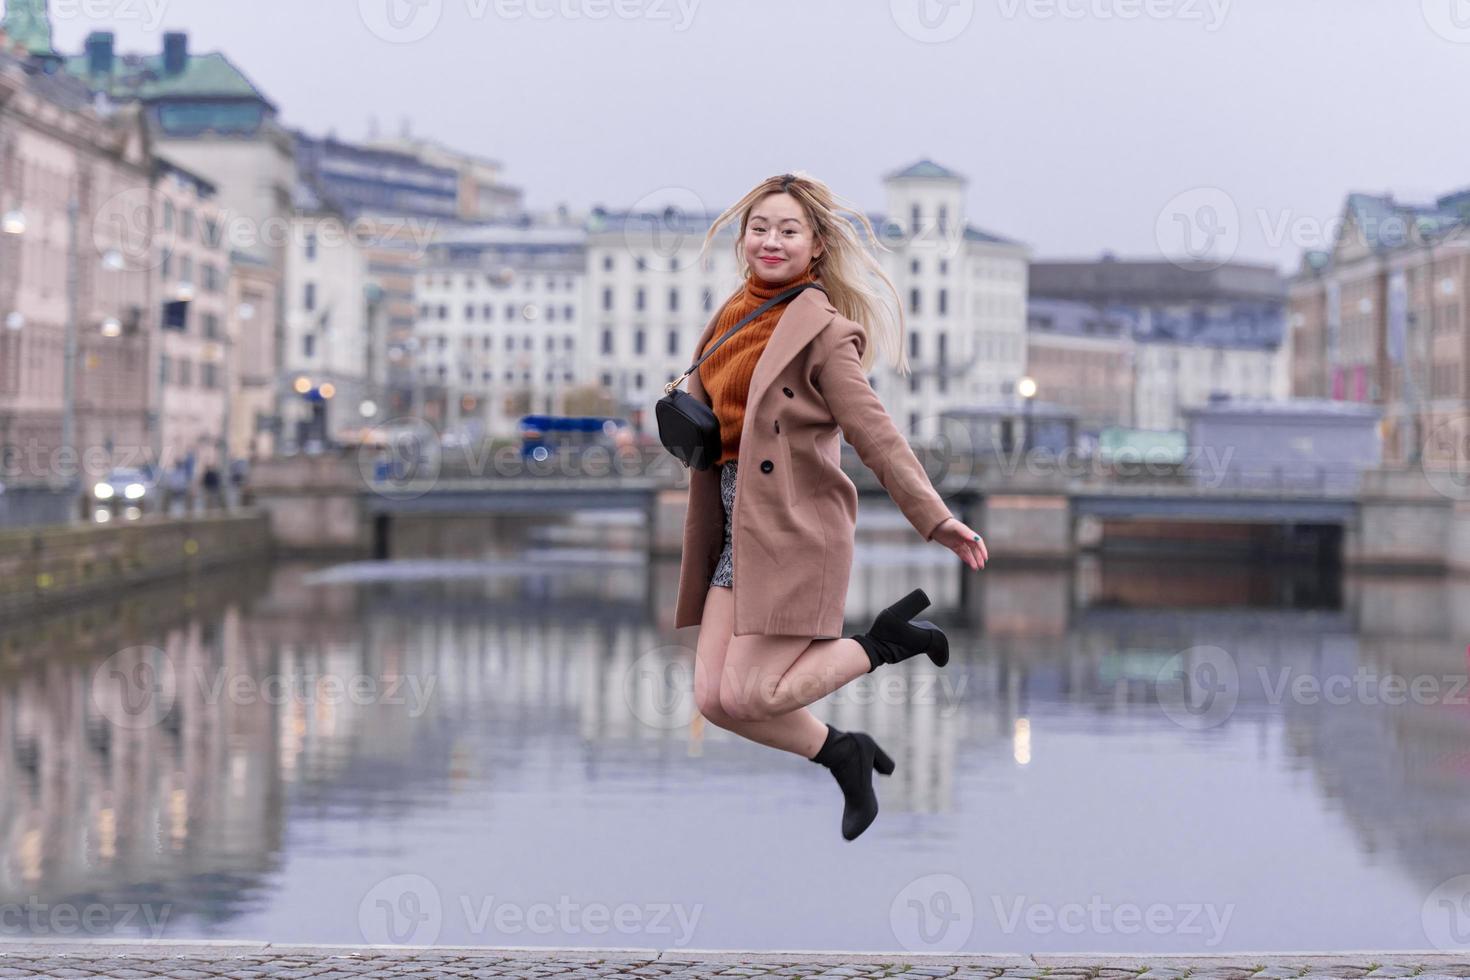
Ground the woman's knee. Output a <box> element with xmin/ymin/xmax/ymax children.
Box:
<box><xmin>719</xmin><ymin>676</ymin><xmax>777</xmax><ymax>723</ymax></box>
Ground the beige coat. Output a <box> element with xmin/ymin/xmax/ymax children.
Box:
<box><xmin>673</xmin><ymin>285</ymin><xmax>955</xmax><ymax>638</ymax></box>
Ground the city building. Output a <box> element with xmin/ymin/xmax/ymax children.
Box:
<box><xmin>293</xmin><ymin>131</ymin><xmax>463</xmax><ymax>418</ymax></box>
<box><xmin>59</xmin><ymin>21</ymin><xmax>293</xmax><ymax>456</ymax></box>
<box><xmin>153</xmin><ymin>158</ymin><xmax>231</xmax><ymax>476</ymax></box>
<box><xmin>582</xmin><ymin>206</ymin><xmax>738</xmax><ymax>430</ymax></box>
<box><xmin>867</xmin><ymin>160</ymin><xmax>1030</xmax><ymax>441</ymax></box>
<box><xmin>1025</xmin><ymin>298</ymin><xmax>1137</xmax><ymax>435</ymax></box>
<box><xmin>416</xmin><ymin>223</ymin><xmax>584</xmax><ymax>436</ymax></box>
<box><xmin>1030</xmin><ymin>255</ymin><xmax>1288</xmax><ymax>434</ymax></box>
<box><xmin>0</xmin><ymin>24</ymin><xmax>154</xmax><ymax>483</ymax></box>
<box><xmin>1289</xmin><ymin>190</ymin><xmax>1469</xmax><ymax>465</ymax></box>
<box><xmin>226</xmin><ymin>252</ymin><xmax>280</xmax><ymax>459</ymax></box>
<box><xmin>364</xmin><ymin>126</ymin><xmax>524</xmax><ymax>222</ymax></box>
<box><xmin>282</xmin><ymin>176</ymin><xmax>377</xmax><ymax>449</ymax></box>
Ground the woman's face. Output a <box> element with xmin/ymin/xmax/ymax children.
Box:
<box><xmin>744</xmin><ymin>192</ymin><xmax>823</xmax><ymax>284</ymax></box>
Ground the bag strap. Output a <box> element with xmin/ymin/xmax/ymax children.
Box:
<box><xmin>663</xmin><ymin>282</ymin><xmax>828</xmax><ymax>396</ymax></box>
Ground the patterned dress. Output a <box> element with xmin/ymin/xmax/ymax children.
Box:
<box><xmin>710</xmin><ymin>460</ymin><xmax>738</xmax><ymax>588</ymax></box>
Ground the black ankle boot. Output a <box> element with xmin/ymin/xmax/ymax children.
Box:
<box><xmin>850</xmin><ymin>588</ymin><xmax>949</xmax><ymax>672</ymax></box>
<box><xmin>809</xmin><ymin>723</ymin><xmax>896</xmax><ymax>841</ymax></box>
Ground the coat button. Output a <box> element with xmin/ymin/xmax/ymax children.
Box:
<box><xmin>782</xmin><ymin>386</ymin><xmax>794</xmax><ymax>398</ymax></box>
<box><xmin>760</xmin><ymin>460</ymin><xmax>774</xmax><ymax>473</ymax></box>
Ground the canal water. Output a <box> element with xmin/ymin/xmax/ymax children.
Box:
<box><xmin>1</xmin><ymin>507</ymin><xmax>1467</xmax><ymax>954</ymax></box>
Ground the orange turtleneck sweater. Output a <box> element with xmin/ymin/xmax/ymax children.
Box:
<box><xmin>698</xmin><ymin>268</ymin><xmax>818</xmax><ymax>466</ymax></box>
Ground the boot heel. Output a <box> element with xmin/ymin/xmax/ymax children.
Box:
<box><xmin>889</xmin><ymin>588</ymin><xmax>930</xmax><ymax>622</ymax></box>
<box><xmin>912</xmin><ymin>619</ymin><xmax>950</xmax><ymax>668</ymax></box>
<box><xmin>872</xmin><ymin>745</ymin><xmax>896</xmax><ymax>776</ymax></box>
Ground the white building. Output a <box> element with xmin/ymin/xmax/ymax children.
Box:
<box><xmin>870</xmin><ymin>160</ymin><xmax>1031</xmax><ymax>442</ymax></box>
<box><xmin>1134</xmin><ymin>339</ymin><xmax>1288</xmax><ymax>432</ymax></box>
<box><xmin>582</xmin><ymin>208</ymin><xmax>741</xmax><ymax>428</ymax></box>
<box><xmin>414</xmin><ymin>223</ymin><xmax>584</xmax><ymax>437</ymax></box>
<box><xmin>282</xmin><ymin>182</ymin><xmax>376</xmax><ymax>448</ymax></box>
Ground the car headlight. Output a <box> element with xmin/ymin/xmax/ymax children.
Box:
<box><xmin>93</xmin><ymin>482</ymin><xmax>114</xmax><ymax>499</ymax></box>
<box><xmin>124</xmin><ymin>483</ymin><xmax>145</xmax><ymax>499</ymax></box>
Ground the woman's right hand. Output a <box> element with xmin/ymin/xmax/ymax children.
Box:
<box><xmin>931</xmin><ymin>517</ymin><xmax>988</xmax><ymax>571</ymax></box>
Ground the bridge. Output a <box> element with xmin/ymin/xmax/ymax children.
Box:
<box><xmin>245</xmin><ymin>448</ymin><xmax>1470</xmax><ymax>574</ymax></box>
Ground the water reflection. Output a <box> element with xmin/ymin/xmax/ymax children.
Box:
<box><xmin>0</xmin><ymin>513</ymin><xmax>1467</xmax><ymax>953</ymax></box>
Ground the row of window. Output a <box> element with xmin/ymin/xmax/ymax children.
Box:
<box><xmin>419</xmin><ymin>334</ymin><xmax>575</xmax><ymax>352</ymax></box>
<box><xmin>420</xmin><ymin>274</ymin><xmax>578</xmax><ymax>292</ymax></box>
<box><xmin>159</xmin><ymin>354</ymin><xmax>219</xmax><ymax>389</ymax></box>
<box><xmin>160</xmin><ymin>253</ymin><xmax>222</xmax><ymax>292</ymax></box>
<box><xmin>601</xmin><ymin>286</ymin><xmax>715</xmax><ymax>314</ymax></box>
<box><xmin>159</xmin><ymin>199</ymin><xmax>222</xmax><ymax>248</ymax></box>
<box><xmin>419</xmin><ymin>302</ymin><xmax>578</xmax><ymax>323</ymax></box>
<box><xmin>418</xmin><ymin>366</ymin><xmax>576</xmax><ymax>385</ymax></box>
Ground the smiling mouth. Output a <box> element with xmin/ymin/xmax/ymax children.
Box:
<box><xmin>759</xmin><ymin>257</ymin><xmax>784</xmax><ymax>263</ymax></box>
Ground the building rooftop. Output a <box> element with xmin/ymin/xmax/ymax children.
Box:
<box><xmin>884</xmin><ymin>159</ymin><xmax>967</xmax><ymax>182</ymax></box>
<box><xmin>1183</xmin><ymin>396</ymin><xmax>1382</xmax><ymax>419</ymax></box>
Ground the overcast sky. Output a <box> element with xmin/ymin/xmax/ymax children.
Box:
<box><xmin>34</xmin><ymin>0</ymin><xmax>1470</xmax><ymax>273</ymax></box>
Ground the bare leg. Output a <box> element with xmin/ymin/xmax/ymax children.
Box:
<box><xmin>694</xmin><ymin>586</ymin><xmax>831</xmax><ymax>759</ymax></box>
<box><xmin>722</xmin><ymin>632</ymin><xmax>871</xmax><ymax>722</ymax></box>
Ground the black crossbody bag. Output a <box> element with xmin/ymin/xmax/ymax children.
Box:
<box><xmin>656</xmin><ymin>282</ymin><xmax>828</xmax><ymax>470</ymax></box>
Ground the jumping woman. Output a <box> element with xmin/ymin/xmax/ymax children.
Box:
<box><xmin>672</xmin><ymin>171</ymin><xmax>990</xmax><ymax>841</ymax></box>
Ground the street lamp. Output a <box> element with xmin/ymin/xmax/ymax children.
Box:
<box><xmin>1017</xmin><ymin>375</ymin><xmax>1038</xmax><ymax>453</ymax></box>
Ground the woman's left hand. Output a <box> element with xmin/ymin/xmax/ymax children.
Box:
<box><xmin>932</xmin><ymin>517</ymin><xmax>988</xmax><ymax>571</ymax></box>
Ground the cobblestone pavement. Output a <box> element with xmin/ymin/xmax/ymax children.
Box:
<box><xmin>3</xmin><ymin>943</ymin><xmax>1470</xmax><ymax>979</ymax></box>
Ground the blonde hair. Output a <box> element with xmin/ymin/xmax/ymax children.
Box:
<box><xmin>699</xmin><ymin>171</ymin><xmax>909</xmax><ymax>376</ymax></box>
